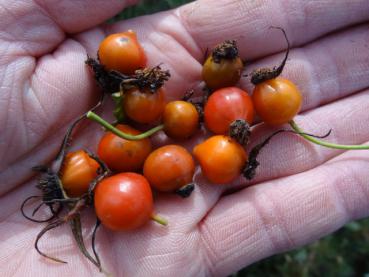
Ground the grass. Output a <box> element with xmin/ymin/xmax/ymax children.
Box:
<box><xmin>111</xmin><ymin>1</ymin><xmax>369</xmax><ymax>276</ymax></box>
<box><xmin>235</xmin><ymin>219</ymin><xmax>369</xmax><ymax>277</ymax></box>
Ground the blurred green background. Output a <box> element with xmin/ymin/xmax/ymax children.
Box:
<box><xmin>113</xmin><ymin>1</ymin><xmax>369</xmax><ymax>276</ymax></box>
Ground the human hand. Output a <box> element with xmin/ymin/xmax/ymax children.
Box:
<box><xmin>1</xmin><ymin>0</ymin><xmax>369</xmax><ymax>276</ymax></box>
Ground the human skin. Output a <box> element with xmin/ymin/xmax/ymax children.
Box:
<box><xmin>0</xmin><ymin>0</ymin><xmax>369</xmax><ymax>276</ymax></box>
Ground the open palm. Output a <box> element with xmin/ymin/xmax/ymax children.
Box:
<box><xmin>1</xmin><ymin>0</ymin><xmax>369</xmax><ymax>276</ymax></box>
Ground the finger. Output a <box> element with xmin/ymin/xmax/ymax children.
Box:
<box><xmin>34</xmin><ymin>0</ymin><xmax>138</xmax><ymax>33</ymax></box>
<box><xmin>180</xmin><ymin>0</ymin><xmax>369</xmax><ymax>59</ymax></box>
<box><xmin>241</xmin><ymin>24</ymin><xmax>369</xmax><ymax>112</ymax></box>
<box><xmin>198</xmin><ymin>149</ymin><xmax>369</xmax><ymax>276</ymax></box>
<box><xmin>0</xmin><ymin>0</ymin><xmax>138</xmax><ymax>56</ymax></box>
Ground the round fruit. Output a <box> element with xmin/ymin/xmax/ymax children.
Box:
<box><xmin>94</xmin><ymin>173</ymin><xmax>153</xmax><ymax>231</ymax></box>
<box><xmin>143</xmin><ymin>145</ymin><xmax>195</xmax><ymax>192</ymax></box>
<box><xmin>123</xmin><ymin>87</ymin><xmax>166</xmax><ymax>124</ymax></box>
<box><xmin>97</xmin><ymin>124</ymin><xmax>152</xmax><ymax>172</ymax></box>
<box><xmin>163</xmin><ymin>101</ymin><xmax>199</xmax><ymax>139</ymax></box>
<box><xmin>204</xmin><ymin>87</ymin><xmax>254</xmax><ymax>134</ymax></box>
<box><xmin>98</xmin><ymin>30</ymin><xmax>146</xmax><ymax>74</ymax></box>
<box><xmin>193</xmin><ymin>135</ymin><xmax>247</xmax><ymax>184</ymax></box>
<box><xmin>60</xmin><ymin>150</ymin><xmax>100</xmax><ymax>197</ymax></box>
<box><xmin>252</xmin><ymin>77</ymin><xmax>302</xmax><ymax>125</ymax></box>
<box><xmin>202</xmin><ymin>55</ymin><xmax>243</xmax><ymax>90</ymax></box>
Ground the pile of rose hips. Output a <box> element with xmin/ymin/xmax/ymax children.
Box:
<box><xmin>22</xmin><ymin>28</ymin><xmax>369</xmax><ymax>272</ymax></box>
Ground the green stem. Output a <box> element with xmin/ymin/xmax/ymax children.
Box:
<box><xmin>87</xmin><ymin>111</ymin><xmax>164</xmax><ymax>140</ymax></box>
<box><xmin>289</xmin><ymin>120</ymin><xmax>369</xmax><ymax>150</ymax></box>
<box><xmin>150</xmin><ymin>213</ymin><xmax>168</xmax><ymax>226</ymax></box>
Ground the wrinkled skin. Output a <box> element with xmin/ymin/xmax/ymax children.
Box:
<box><xmin>1</xmin><ymin>0</ymin><xmax>369</xmax><ymax>276</ymax></box>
